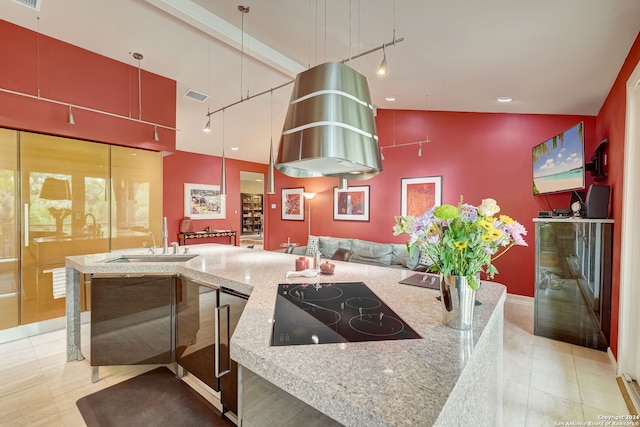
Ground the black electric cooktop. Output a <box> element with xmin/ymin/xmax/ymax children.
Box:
<box><xmin>271</xmin><ymin>282</ymin><xmax>421</xmax><ymax>346</ymax></box>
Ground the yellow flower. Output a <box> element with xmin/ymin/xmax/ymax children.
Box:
<box><xmin>499</xmin><ymin>215</ymin><xmax>515</xmax><ymax>225</ymax></box>
<box><xmin>481</xmin><ymin>234</ymin><xmax>493</xmax><ymax>242</ymax></box>
<box><xmin>454</xmin><ymin>241</ymin><xmax>468</xmax><ymax>249</ymax></box>
<box><xmin>480</xmin><ymin>219</ymin><xmax>493</xmax><ymax>230</ymax></box>
<box><xmin>489</xmin><ymin>228</ymin><xmax>503</xmax><ymax>239</ymax></box>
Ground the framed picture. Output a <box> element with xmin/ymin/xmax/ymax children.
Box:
<box><xmin>401</xmin><ymin>176</ymin><xmax>442</xmax><ymax>217</ymax></box>
<box><xmin>333</xmin><ymin>185</ymin><xmax>370</xmax><ymax>221</ymax></box>
<box><xmin>282</xmin><ymin>187</ymin><xmax>305</xmax><ymax>220</ymax></box>
<box><xmin>184</xmin><ymin>183</ymin><xmax>226</xmax><ymax>219</ymax></box>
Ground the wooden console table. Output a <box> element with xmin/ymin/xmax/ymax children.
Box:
<box><xmin>178</xmin><ymin>230</ymin><xmax>237</xmax><ymax>246</ymax></box>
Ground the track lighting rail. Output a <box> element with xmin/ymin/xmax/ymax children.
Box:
<box><xmin>382</xmin><ymin>138</ymin><xmax>432</xmax><ymax>150</ymax></box>
<box><xmin>204</xmin><ymin>36</ymin><xmax>405</xmax><ymax>119</ymax></box>
<box><xmin>341</xmin><ymin>37</ymin><xmax>404</xmax><ymax>65</ymax></box>
<box><xmin>0</xmin><ymin>86</ymin><xmax>180</xmax><ymax>132</ymax></box>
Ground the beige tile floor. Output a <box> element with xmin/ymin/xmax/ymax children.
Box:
<box><xmin>503</xmin><ymin>296</ymin><xmax>631</xmax><ymax>426</ymax></box>
<box><xmin>0</xmin><ymin>296</ymin><xmax>631</xmax><ymax>426</ymax></box>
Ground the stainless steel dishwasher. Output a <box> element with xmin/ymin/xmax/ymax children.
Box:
<box><xmin>175</xmin><ymin>276</ymin><xmax>248</xmax><ymax>416</ymax></box>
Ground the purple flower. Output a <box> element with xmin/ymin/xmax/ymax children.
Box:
<box><xmin>459</xmin><ymin>203</ymin><xmax>478</xmax><ymax>222</ymax></box>
<box><xmin>505</xmin><ymin>222</ymin><xmax>528</xmax><ymax>246</ymax></box>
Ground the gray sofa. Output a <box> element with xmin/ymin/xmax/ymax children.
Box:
<box><xmin>290</xmin><ymin>235</ymin><xmax>428</xmax><ymax>270</ymax></box>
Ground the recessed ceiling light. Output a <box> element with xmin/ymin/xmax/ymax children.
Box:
<box><xmin>385</xmin><ymin>96</ymin><xmax>396</xmax><ymax>102</ymax></box>
<box><xmin>230</xmin><ymin>147</ymin><xmax>240</xmax><ymax>151</ymax></box>
<box><xmin>497</xmin><ymin>97</ymin><xmax>513</xmax><ymax>103</ymax></box>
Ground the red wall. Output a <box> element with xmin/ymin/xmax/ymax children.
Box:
<box><xmin>0</xmin><ymin>19</ymin><xmax>176</xmax><ymax>151</ymax></box>
<box><xmin>595</xmin><ymin>32</ymin><xmax>640</xmax><ymax>357</ymax></box>
<box><xmin>163</xmin><ymin>151</ymin><xmax>268</xmax><ymax>245</ymax></box>
<box><xmin>264</xmin><ymin>111</ymin><xmax>597</xmax><ymax>297</ymax></box>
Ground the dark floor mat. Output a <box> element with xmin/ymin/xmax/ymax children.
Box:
<box><xmin>76</xmin><ymin>366</ymin><xmax>235</xmax><ymax>427</ymax></box>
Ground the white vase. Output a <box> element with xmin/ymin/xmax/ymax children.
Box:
<box><xmin>440</xmin><ymin>275</ymin><xmax>477</xmax><ymax>330</ymax></box>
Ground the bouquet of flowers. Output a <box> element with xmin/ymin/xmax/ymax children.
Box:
<box><xmin>393</xmin><ymin>197</ymin><xmax>527</xmax><ymax>291</ymax></box>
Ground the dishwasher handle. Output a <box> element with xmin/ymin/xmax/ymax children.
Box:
<box><xmin>215</xmin><ymin>303</ymin><xmax>231</xmax><ymax>378</ymax></box>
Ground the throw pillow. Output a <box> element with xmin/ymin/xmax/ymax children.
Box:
<box><xmin>306</xmin><ymin>235</ymin><xmax>319</xmax><ymax>256</ymax></box>
<box><xmin>330</xmin><ymin>248</ymin><xmax>354</xmax><ymax>262</ymax></box>
<box><xmin>418</xmin><ymin>249</ymin><xmax>433</xmax><ymax>267</ymax></box>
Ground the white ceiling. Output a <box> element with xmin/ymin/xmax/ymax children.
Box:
<box><xmin>3</xmin><ymin>0</ymin><xmax>640</xmax><ymax>164</ymax></box>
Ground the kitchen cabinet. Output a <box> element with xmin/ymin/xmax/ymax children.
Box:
<box><xmin>533</xmin><ymin>218</ymin><xmax>613</xmax><ymax>350</ymax></box>
<box><xmin>90</xmin><ymin>274</ymin><xmax>175</xmax><ymax>372</ymax></box>
<box><xmin>241</xmin><ymin>194</ymin><xmax>263</xmax><ymax>235</ymax></box>
<box><xmin>86</xmin><ymin>273</ymin><xmax>247</xmax><ymax>415</ymax></box>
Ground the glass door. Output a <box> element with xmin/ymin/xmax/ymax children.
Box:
<box><xmin>20</xmin><ymin>132</ymin><xmax>109</xmax><ymax>324</ymax></box>
<box><xmin>0</xmin><ymin>129</ymin><xmax>19</xmax><ymax>329</ymax></box>
<box><xmin>110</xmin><ymin>146</ymin><xmax>162</xmax><ymax>251</ymax></box>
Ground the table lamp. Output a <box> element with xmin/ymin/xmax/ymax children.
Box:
<box><xmin>40</xmin><ymin>177</ymin><xmax>72</xmax><ymax>234</ymax></box>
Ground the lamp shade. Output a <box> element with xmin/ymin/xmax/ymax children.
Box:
<box><xmin>276</xmin><ymin>62</ymin><xmax>382</xmax><ymax>180</ymax></box>
<box><xmin>40</xmin><ymin>178</ymin><xmax>71</xmax><ymax>200</ymax></box>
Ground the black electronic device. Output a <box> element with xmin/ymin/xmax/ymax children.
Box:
<box><xmin>538</xmin><ymin>211</ymin><xmax>553</xmax><ymax>218</ymax></box>
<box><xmin>585</xmin><ymin>184</ymin><xmax>610</xmax><ymax>219</ymax></box>
<box><xmin>585</xmin><ymin>139</ymin><xmax>609</xmax><ymax>182</ymax></box>
<box><xmin>553</xmin><ymin>209</ymin><xmax>571</xmax><ymax>217</ymax></box>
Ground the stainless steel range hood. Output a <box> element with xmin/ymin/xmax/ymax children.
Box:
<box><xmin>276</xmin><ymin>62</ymin><xmax>383</xmax><ymax>180</ymax></box>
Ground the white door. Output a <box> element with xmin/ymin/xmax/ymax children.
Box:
<box><xmin>618</xmin><ymin>63</ymin><xmax>640</xmax><ymax>379</ymax></box>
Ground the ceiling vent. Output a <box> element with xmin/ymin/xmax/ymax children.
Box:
<box><xmin>183</xmin><ymin>89</ymin><xmax>208</xmax><ymax>103</ymax></box>
<box><xmin>11</xmin><ymin>0</ymin><xmax>41</xmax><ymax>11</ymax></box>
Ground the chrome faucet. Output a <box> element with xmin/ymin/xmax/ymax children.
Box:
<box><xmin>84</xmin><ymin>213</ymin><xmax>99</xmax><ymax>236</ymax></box>
<box><xmin>172</xmin><ymin>242</ymin><xmax>179</xmax><ymax>254</ymax></box>
<box><xmin>148</xmin><ymin>231</ymin><xmax>157</xmax><ymax>254</ymax></box>
<box><xmin>162</xmin><ymin>217</ymin><xmax>169</xmax><ymax>254</ymax></box>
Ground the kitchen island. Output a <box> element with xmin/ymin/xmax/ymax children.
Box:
<box><xmin>66</xmin><ymin>244</ymin><xmax>505</xmax><ymax>426</ymax></box>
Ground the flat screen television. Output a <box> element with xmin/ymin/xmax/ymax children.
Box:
<box><xmin>532</xmin><ymin>122</ymin><xmax>585</xmax><ymax>195</ymax></box>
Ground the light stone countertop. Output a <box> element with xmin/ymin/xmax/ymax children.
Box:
<box><xmin>66</xmin><ymin>244</ymin><xmax>506</xmax><ymax>426</ymax></box>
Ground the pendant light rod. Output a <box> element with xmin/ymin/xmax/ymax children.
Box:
<box><xmin>204</xmin><ymin>36</ymin><xmax>404</xmax><ymax>118</ymax></box>
<box><xmin>132</xmin><ymin>52</ymin><xmax>143</xmax><ymax>120</ymax></box>
<box><xmin>238</xmin><ymin>5</ymin><xmax>250</xmax><ymax>100</ymax></box>
<box><xmin>267</xmin><ymin>89</ymin><xmax>276</xmax><ymax>194</ymax></box>
<box><xmin>220</xmin><ymin>109</ymin><xmax>227</xmax><ymax>195</ymax></box>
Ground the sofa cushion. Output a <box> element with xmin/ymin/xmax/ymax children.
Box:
<box><xmin>318</xmin><ymin>236</ymin><xmax>352</xmax><ymax>258</ymax></box>
<box><xmin>392</xmin><ymin>244</ymin><xmax>421</xmax><ymax>269</ymax></box>
<box><xmin>351</xmin><ymin>239</ymin><xmax>393</xmax><ymax>266</ymax></box>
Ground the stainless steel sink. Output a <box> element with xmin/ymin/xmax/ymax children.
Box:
<box><xmin>105</xmin><ymin>254</ymin><xmax>198</xmax><ymax>263</ymax></box>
